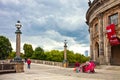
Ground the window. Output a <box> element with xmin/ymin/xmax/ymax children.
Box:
<box><xmin>109</xmin><ymin>13</ymin><xmax>118</xmax><ymax>25</ymax></box>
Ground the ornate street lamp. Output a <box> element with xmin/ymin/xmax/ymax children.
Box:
<box><xmin>63</xmin><ymin>40</ymin><xmax>68</xmax><ymax>67</ymax></box>
<box><xmin>14</xmin><ymin>20</ymin><xmax>22</xmax><ymax>62</ymax></box>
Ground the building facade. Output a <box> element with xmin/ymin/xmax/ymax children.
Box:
<box><xmin>86</xmin><ymin>0</ymin><xmax>120</xmax><ymax>65</ymax></box>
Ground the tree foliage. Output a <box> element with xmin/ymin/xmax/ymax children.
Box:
<box><xmin>43</xmin><ymin>50</ymin><xmax>89</xmax><ymax>63</ymax></box>
<box><xmin>22</xmin><ymin>44</ymin><xmax>90</xmax><ymax>63</ymax></box>
<box><xmin>75</xmin><ymin>53</ymin><xmax>90</xmax><ymax>63</ymax></box>
<box><xmin>67</xmin><ymin>50</ymin><xmax>76</xmax><ymax>63</ymax></box>
<box><xmin>20</xmin><ymin>53</ymin><xmax>25</xmax><ymax>58</ymax></box>
<box><xmin>23</xmin><ymin>43</ymin><xmax>33</xmax><ymax>58</ymax></box>
<box><xmin>31</xmin><ymin>47</ymin><xmax>44</xmax><ymax>60</ymax></box>
<box><xmin>0</xmin><ymin>35</ymin><xmax>89</xmax><ymax>63</ymax></box>
<box><xmin>8</xmin><ymin>51</ymin><xmax>16</xmax><ymax>59</ymax></box>
<box><xmin>8</xmin><ymin>51</ymin><xmax>25</xmax><ymax>59</ymax></box>
<box><xmin>44</xmin><ymin>50</ymin><xmax>63</xmax><ymax>62</ymax></box>
<box><xmin>0</xmin><ymin>36</ymin><xmax>12</xmax><ymax>60</ymax></box>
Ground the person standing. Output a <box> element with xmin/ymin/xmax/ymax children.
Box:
<box><xmin>74</xmin><ymin>62</ymin><xmax>80</xmax><ymax>73</ymax></box>
<box><xmin>27</xmin><ymin>58</ymin><xmax>31</xmax><ymax>69</ymax></box>
<box><xmin>24</xmin><ymin>58</ymin><xmax>27</xmax><ymax>63</ymax></box>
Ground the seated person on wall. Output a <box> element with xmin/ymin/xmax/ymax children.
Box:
<box><xmin>74</xmin><ymin>62</ymin><xmax>80</xmax><ymax>73</ymax></box>
<box><xmin>80</xmin><ymin>61</ymin><xmax>96</xmax><ymax>73</ymax></box>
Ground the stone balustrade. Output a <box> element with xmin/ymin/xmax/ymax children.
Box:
<box><xmin>31</xmin><ymin>60</ymin><xmax>64</xmax><ymax>67</ymax></box>
<box><xmin>0</xmin><ymin>63</ymin><xmax>16</xmax><ymax>73</ymax></box>
<box><xmin>0</xmin><ymin>60</ymin><xmax>24</xmax><ymax>73</ymax></box>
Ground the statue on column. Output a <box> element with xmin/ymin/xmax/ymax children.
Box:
<box><xmin>88</xmin><ymin>0</ymin><xmax>91</xmax><ymax>6</ymax></box>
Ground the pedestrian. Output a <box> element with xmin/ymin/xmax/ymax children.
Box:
<box><xmin>24</xmin><ymin>58</ymin><xmax>27</xmax><ymax>63</ymax></box>
<box><xmin>74</xmin><ymin>62</ymin><xmax>80</xmax><ymax>73</ymax></box>
<box><xmin>27</xmin><ymin>58</ymin><xmax>31</xmax><ymax>69</ymax></box>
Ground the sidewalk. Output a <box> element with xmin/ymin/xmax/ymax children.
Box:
<box><xmin>0</xmin><ymin>63</ymin><xmax>120</xmax><ymax>80</ymax></box>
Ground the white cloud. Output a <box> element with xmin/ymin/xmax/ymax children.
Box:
<box><xmin>56</xmin><ymin>15</ymin><xmax>83</xmax><ymax>31</ymax></box>
<box><xmin>15</xmin><ymin>30</ymin><xmax>89</xmax><ymax>54</ymax></box>
<box><xmin>0</xmin><ymin>0</ymin><xmax>90</xmax><ymax>54</ymax></box>
<box><xmin>69</xmin><ymin>44</ymin><xmax>90</xmax><ymax>54</ymax></box>
<box><xmin>0</xmin><ymin>0</ymin><xmax>20</xmax><ymax>5</ymax></box>
<box><xmin>0</xmin><ymin>10</ymin><xmax>20</xmax><ymax>17</ymax></box>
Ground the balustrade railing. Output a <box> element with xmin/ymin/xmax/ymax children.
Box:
<box><xmin>0</xmin><ymin>63</ymin><xmax>16</xmax><ymax>73</ymax></box>
<box><xmin>31</xmin><ymin>60</ymin><xmax>63</xmax><ymax>67</ymax></box>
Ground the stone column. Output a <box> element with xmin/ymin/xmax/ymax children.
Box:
<box><xmin>16</xmin><ymin>32</ymin><xmax>21</xmax><ymax>57</ymax></box>
<box><xmin>64</xmin><ymin>41</ymin><xmax>67</xmax><ymax>61</ymax></box>
<box><xmin>98</xmin><ymin>13</ymin><xmax>104</xmax><ymax>64</ymax></box>
<box><xmin>14</xmin><ymin>21</ymin><xmax>22</xmax><ymax>62</ymax></box>
<box><xmin>63</xmin><ymin>40</ymin><xmax>68</xmax><ymax>68</ymax></box>
<box><xmin>14</xmin><ymin>29</ymin><xmax>22</xmax><ymax>61</ymax></box>
<box><xmin>13</xmin><ymin>21</ymin><xmax>24</xmax><ymax>73</ymax></box>
<box><xmin>89</xmin><ymin>27</ymin><xmax>94</xmax><ymax>60</ymax></box>
<box><xmin>107</xmin><ymin>43</ymin><xmax>111</xmax><ymax>65</ymax></box>
<box><xmin>15</xmin><ymin>62</ymin><xmax>24</xmax><ymax>73</ymax></box>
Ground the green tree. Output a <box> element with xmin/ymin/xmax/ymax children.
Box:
<box><xmin>32</xmin><ymin>47</ymin><xmax>44</xmax><ymax>60</ymax></box>
<box><xmin>44</xmin><ymin>51</ymin><xmax>52</xmax><ymax>61</ymax></box>
<box><xmin>45</xmin><ymin>50</ymin><xmax>63</xmax><ymax>62</ymax></box>
<box><xmin>8</xmin><ymin>51</ymin><xmax>16</xmax><ymax>59</ymax></box>
<box><xmin>23</xmin><ymin>43</ymin><xmax>33</xmax><ymax>58</ymax></box>
<box><xmin>44</xmin><ymin>50</ymin><xmax>89</xmax><ymax>63</ymax></box>
<box><xmin>20</xmin><ymin>53</ymin><xmax>25</xmax><ymax>58</ymax></box>
<box><xmin>0</xmin><ymin>36</ymin><xmax>12</xmax><ymax>60</ymax></box>
<box><xmin>67</xmin><ymin>50</ymin><xmax>76</xmax><ymax>63</ymax></box>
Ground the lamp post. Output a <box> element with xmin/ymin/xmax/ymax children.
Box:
<box><xmin>64</xmin><ymin>40</ymin><xmax>67</xmax><ymax>61</ymax></box>
<box><xmin>63</xmin><ymin>40</ymin><xmax>68</xmax><ymax>67</ymax></box>
<box><xmin>14</xmin><ymin>20</ymin><xmax>22</xmax><ymax>62</ymax></box>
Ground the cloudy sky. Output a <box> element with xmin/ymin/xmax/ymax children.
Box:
<box><xmin>0</xmin><ymin>0</ymin><xmax>93</xmax><ymax>54</ymax></box>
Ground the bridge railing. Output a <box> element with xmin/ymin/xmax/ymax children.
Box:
<box><xmin>0</xmin><ymin>60</ymin><xmax>24</xmax><ymax>73</ymax></box>
<box><xmin>0</xmin><ymin>63</ymin><xmax>16</xmax><ymax>73</ymax></box>
<box><xmin>31</xmin><ymin>60</ymin><xmax>63</xmax><ymax>67</ymax></box>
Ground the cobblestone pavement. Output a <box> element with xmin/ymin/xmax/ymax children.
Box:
<box><xmin>0</xmin><ymin>63</ymin><xmax>120</xmax><ymax>80</ymax></box>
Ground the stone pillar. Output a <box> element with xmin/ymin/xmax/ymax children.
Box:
<box><xmin>98</xmin><ymin>13</ymin><xmax>104</xmax><ymax>64</ymax></box>
<box><xmin>13</xmin><ymin>21</ymin><xmax>24</xmax><ymax>73</ymax></box>
<box><xmin>63</xmin><ymin>40</ymin><xmax>68</xmax><ymax>68</ymax></box>
<box><xmin>16</xmin><ymin>32</ymin><xmax>21</xmax><ymax>57</ymax></box>
<box><xmin>107</xmin><ymin>43</ymin><xmax>111</xmax><ymax>65</ymax></box>
<box><xmin>14</xmin><ymin>28</ymin><xmax>22</xmax><ymax>61</ymax></box>
<box><xmin>15</xmin><ymin>62</ymin><xmax>24</xmax><ymax>73</ymax></box>
<box><xmin>64</xmin><ymin>41</ymin><xmax>67</xmax><ymax>61</ymax></box>
<box><xmin>14</xmin><ymin>21</ymin><xmax>22</xmax><ymax>62</ymax></box>
<box><xmin>89</xmin><ymin>27</ymin><xmax>94</xmax><ymax>60</ymax></box>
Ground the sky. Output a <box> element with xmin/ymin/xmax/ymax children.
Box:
<box><xmin>0</xmin><ymin>0</ymin><xmax>93</xmax><ymax>54</ymax></box>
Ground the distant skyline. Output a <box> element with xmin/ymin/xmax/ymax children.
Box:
<box><xmin>0</xmin><ymin>0</ymin><xmax>93</xmax><ymax>54</ymax></box>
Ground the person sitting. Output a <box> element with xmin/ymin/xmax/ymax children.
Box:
<box><xmin>83</xmin><ymin>61</ymin><xmax>96</xmax><ymax>73</ymax></box>
<box><xmin>80</xmin><ymin>61</ymin><xmax>96</xmax><ymax>73</ymax></box>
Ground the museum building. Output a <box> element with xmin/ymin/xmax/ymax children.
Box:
<box><xmin>86</xmin><ymin>0</ymin><xmax>120</xmax><ymax>65</ymax></box>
